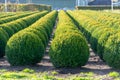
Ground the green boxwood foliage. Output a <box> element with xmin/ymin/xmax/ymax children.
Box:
<box><xmin>9</xmin><ymin>22</ymin><xmax>23</xmax><ymax>32</ymax></box>
<box><xmin>16</xmin><ymin>20</ymin><xmax>27</xmax><ymax>28</ymax></box>
<box><xmin>5</xmin><ymin>11</ymin><xmax>57</xmax><ymax>66</ymax></box>
<box><xmin>0</xmin><ymin>25</ymin><xmax>14</xmax><ymax>37</ymax></box>
<box><xmin>24</xmin><ymin>28</ymin><xmax>47</xmax><ymax>47</ymax></box>
<box><xmin>36</xmin><ymin>19</ymin><xmax>54</xmax><ymax>39</ymax></box>
<box><xmin>0</xmin><ymin>11</ymin><xmax>48</xmax><ymax>58</ymax></box>
<box><xmin>103</xmin><ymin>33</ymin><xmax>120</xmax><ymax>69</ymax></box>
<box><xmin>0</xmin><ymin>28</ymin><xmax>9</xmax><ymax>57</ymax></box>
<box><xmin>54</xmin><ymin>25</ymin><xmax>82</xmax><ymax>37</ymax></box>
<box><xmin>49</xmin><ymin>32</ymin><xmax>89</xmax><ymax>67</ymax></box>
<box><xmin>0</xmin><ymin>12</ymin><xmax>34</xmax><ymax>24</ymax></box>
<box><xmin>32</xmin><ymin>26</ymin><xmax>48</xmax><ymax>43</ymax></box>
<box><xmin>97</xmin><ymin>30</ymin><xmax>117</xmax><ymax>60</ymax></box>
<box><xmin>6</xmin><ymin>32</ymin><xmax>45</xmax><ymax>66</ymax></box>
<box><xmin>90</xmin><ymin>27</ymin><xmax>112</xmax><ymax>53</ymax></box>
<box><xmin>67</xmin><ymin>10</ymin><xmax>120</xmax><ymax>69</ymax></box>
<box><xmin>37</xmin><ymin>23</ymin><xmax>51</xmax><ymax>39</ymax></box>
<box><xmin>30</xmin><ymin>10</ymin><xmax>58</xmax><ymax>40</ymax></box>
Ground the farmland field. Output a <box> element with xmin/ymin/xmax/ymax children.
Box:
<box><xmin>0</xmin><ymin>10</ymin><xmax>120</xmax><ymax>80</ymax></box>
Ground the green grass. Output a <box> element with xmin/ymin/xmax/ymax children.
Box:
<box><xmin>108</xmin><ymin>72</ymin><xmax>120</xmax><ymax>78</ymax></box>
<box><xmin>0</xmin><ymin>68</ymin><xmax>120</xmax><ymax>80</ymax></box>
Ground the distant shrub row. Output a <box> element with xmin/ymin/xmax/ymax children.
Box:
<box><xmin>0</xmin><ymin>4</ymin><xmax>51</xmax><ymax>12</ymax></box>
<box><xmin>49</xmin><ymin>10</ymin><xmax>89</xmax><ymax>68</ymax></box>
<box><xmin>68</xmin><ymin>10</ymin><xmax>120</xmax><ymax>69</ymax></box>
<box><xmin>5</xmin><ymin>11</ymin><xmax>57</xmax><ymax>66</ymax></box>
<box><xmin>76</xmin><ymin>6</ymin><xmax>120</xmax><ymax>10</ymax></box>
<box><xmin>0</xmin><ymin>13</ymin><xmax>15</xmax><ymax>18</ymax></box>
<box><xmin>79</xmin><ymin>10</ymin><xmax>120</xmax><ymax>29</ymax></box>
<box><xmin>0</xmin><ymin>11</ymin><xmax>48</xmax><ymax>58</ymax></box>
<box><xmin>0</xmin><ymin>12</ymin><xmax>34</xmax><ymax>24</ymax></box>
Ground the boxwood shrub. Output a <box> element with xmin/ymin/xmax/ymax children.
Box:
<box><xmin>103</xmin><ymin>32</ymin><xmax>120</xmax><ymax>69</ymax></box>
<box><xmin>6</xmin><ymin>32</ymin><xmax>45</xmax><ymax>66</ymax></box>
<box><xmin>49</xmin><ymin>11</ymin><xmax>89</xmax><ymax>68</ymax></box>
<box><xmin>97</xmin><ymin>30</ymin><xmax>117</xmax><ymax>60</ymax></box>
<box><xmin>0</xmin><ymin>28</ymin><xmax>9</xmax><ymax>57</ymax></box>
<box><xmin>49</xmin><ymin>32</ymin><xmax>89</xmax><ymax>67</ymax></box>
<box><xmin>90</xmin><ymin>27</ymin><xmax>112</xmax><ymax>53</ymax></box>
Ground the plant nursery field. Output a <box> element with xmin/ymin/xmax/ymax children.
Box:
<box><xmin>0</xmin><ymin>10</ymin><xmax>120</xmax><ymax>80</ymax></box>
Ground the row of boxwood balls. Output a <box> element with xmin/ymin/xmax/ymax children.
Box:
<box><xmin>5</xmin><ymin>10</ymin><xmax>90</xmax><ymax>68</ymax></box>
<box><xmin>5</xmin><ymin>11</ymin><xmax>57</xmax><ymax>66</ymax></box>
<box><xmin>0</xmin><ymin>11</ymin><xmax>48</xmax><ymax>57</ymax></box>
<box><xmin>68</xmin><ymin>10</ymin><xmax>120</xmax><ymax>69</ymax></box>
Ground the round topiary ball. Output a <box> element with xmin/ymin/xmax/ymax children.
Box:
<box><xmin>49</xmin><ymin>32</ymin><xmax>89</xmax><ymax>68</ymax></box>
<box><xmin>5</xmin><ymin>32</ymin><xmax>45</xmax><ymax>66</ymax></box>
<box><xmin>103</xmin><ymin>32</ymin><xmax>120</xmax><ymax>69</ymax></box>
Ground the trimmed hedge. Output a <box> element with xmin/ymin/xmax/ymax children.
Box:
<box><xmin>76</xmin><ymin>6</ymin><xmax>120</xmax><ymax>10</ymax></box>
<box><xmin>0</xmin><ymin>11</ymin><xmax>48</xmax><ymax>58</ymax></box>
<box><xmin>6</xmin><ymin>32</ymin><xmax>44</xmax><ymax>66</ymax></box>
<box><xmin>49</xmin><ymin>11</ymin><xmax>89</xmax><ymax>68</ymax></box>
<box><xmin>5</xmin><ymin>11</ymin><xmax>57</xmax><ymax>66</ymax></box>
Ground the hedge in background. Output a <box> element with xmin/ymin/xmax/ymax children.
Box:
<box><xmin>5</xmin><ymin>11</ymin><xmax>57</xmax><ymax>66</ymax></box>
<box><xmin>0</xmin><ymin>4</ymin><xmax>51</xmax><ymax>12</ymax></box>
<box><xmin>49</xmin><ymin>11</ymin><xmax>89</xmax><ymax>68</ymax></box>
<box><xmin>17</xmin><ymin>4</ymin><xmax>51</xmax><ymax>11</ymax></box>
